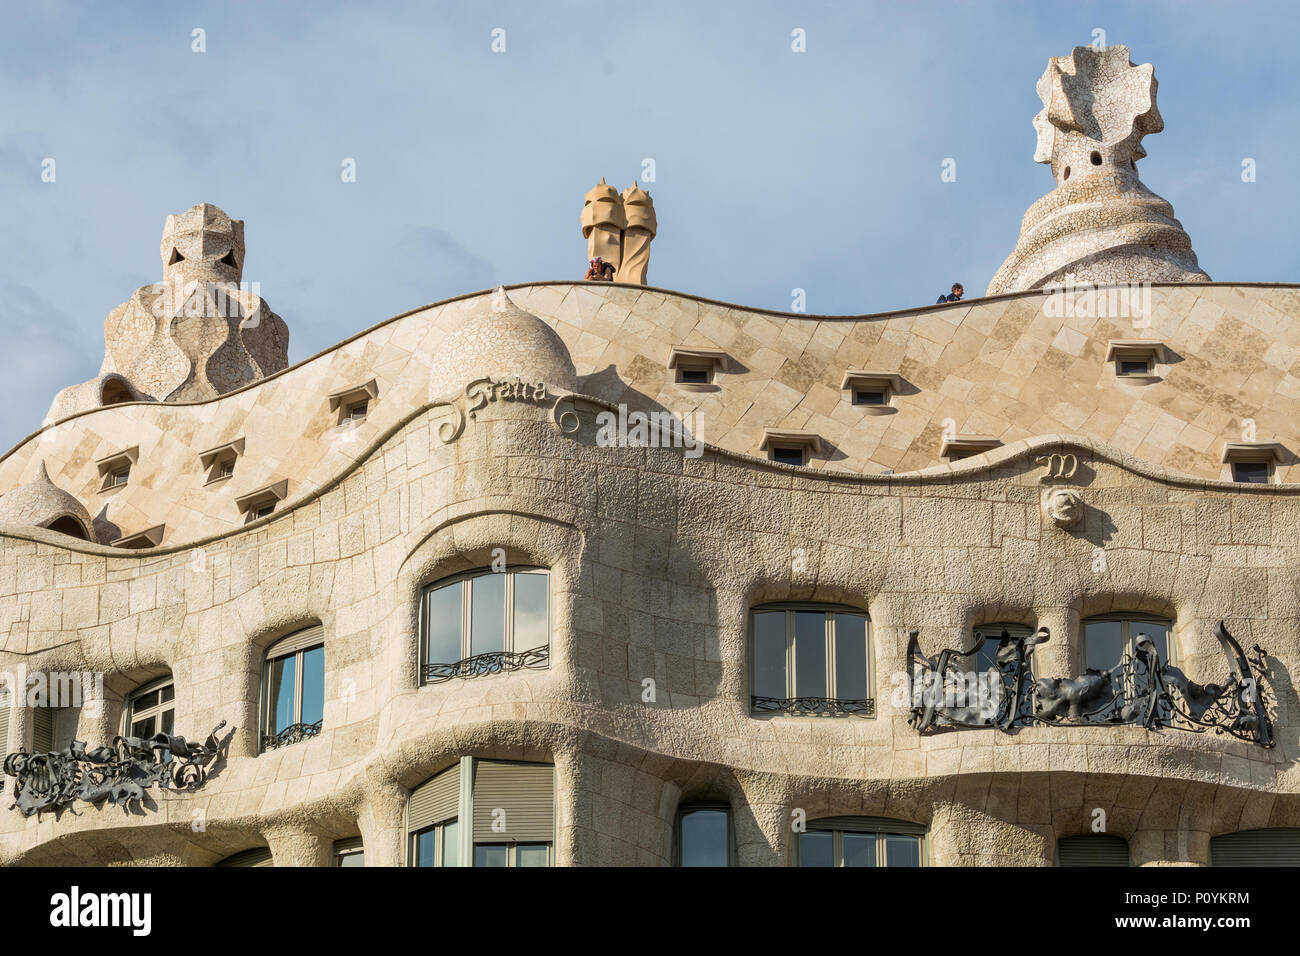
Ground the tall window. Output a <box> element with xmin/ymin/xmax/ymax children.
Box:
<box><xmin>797</xmin><ymin>817</ymin><xmax>925</xmax><ymax>867</ymax></box>
<box><xmin>1082</xmin><ymin>615</ymin><xmax>1173</xmax><ymax>672</ymax></box>
<box><xmin>126</xmin><ymin>677</ymin><xmax>175</xmax><ymax>738</ymax></box>
<box><xmin>1057</xmin><ymin>834</ymin><xmax>1130</xmax><ymax>866</ymax></box>
<box><xmin>750</xmin><ymin>604</ymin><xmax>872</xmax><ymax>716</ymax></box>
<box><xmin>408</xmin><ymin>758</ymin><xmax>555</xmax><ymax>867</ymax></box>
<box><xmin>421</xmin><ymin>568</ymin><xmax>550</xmax><ymax>683</ymax></box>
<box><xmin>676</xmin><ymin>803</ymin><xmax>732</xmax><ymax>867</ymax></box>
<box><xmin>262</xmin><ymin>625</ymin><xmax>325</xmax><ymax>751</ymax></box>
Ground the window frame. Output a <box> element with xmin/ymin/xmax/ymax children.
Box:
<box><xmin>675</xmin><ymin>801</ymin><xmax>734</xmax><ymax>867</ymax></box>
<box><xmin>796</xmin><ymin>819</ymin><xmax>927</xmax><ymax>867</ymax></box>
<box><xmin>1080</xmin><ymin>613</ymin><xmax>1176</xmax><ymax>672</ymax></box>
<box><xmin>411</xmin><ymin>818</ymin><xmax>461</xmax><ymax>868</ymax></box>
<box><xmin>331</xmin><ymin>836</ymin><xmax>365</xmax><ymax>867</ymax></box>
<box><xmin>472</xmin><ymin>842</ymin><xmax>553</xmax><ymax>867</ymax></box>
<box><xmin>124</xmin><ymin>676</ymin><xmax>175</xmax><ymax>739</ymax></box>
<box><xmin>749</xmin><ymin>602</ymin><xmax>874</xmax><ymax>716</ymax></box>
<box><xmin>418</xmin><ymin>566</ymin><xmax>552</xmax><ymax>684</ymax></box>
<box><xmin>259</xmin><ymin>630</ymin><xmax>325</xmax><ymax>752</ymax></box>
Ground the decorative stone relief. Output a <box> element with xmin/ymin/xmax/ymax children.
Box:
<box><xmin>1042</xmin><ymin>487</ymin><xmax>1083</xmax><ymax>529</ymax></box>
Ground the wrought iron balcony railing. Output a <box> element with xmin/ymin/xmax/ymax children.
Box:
<box><xmin>906</xmin><ymin>621</ymin><xmax>1273</xmax><ymax>748</ymax></box>
<box><xmin>751</xmin><ymin>696</ymin><xmax>876</xmax><ymax>717</ymax></box>
<box><xmin>261</xmin><ymin>720</ymin><xmax>323</xmax><ymax>752</ymax></box>
<box><xmin>423</xmin><ymin>646</ymin><xmax>550</xmax><ymax>684</ymax></box>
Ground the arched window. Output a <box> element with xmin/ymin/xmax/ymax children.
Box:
<box><xmin>420</xmin><ymin>567</ymin><xmax>550</xmax><ymax>684</ymax></box>
<box><xmin>1210</xmin><ymin>829</ymin><xmax>1300</xmax><ymax>866</ymax></box>
<box><xmin>408</xmin><ymin>758</ymin><xmax>555</xmax><ymax>867</ymax></box>
<box><xmin>216</xmin><ymin>847</ymin><xmax>273</xmax><ymax>867</ymax></box>
<box><xmin>1082</xmin><ymin>614</ymin><xmax>1174</xmax><ymax>672</ymax></box>
<box><xmin>45</xmin><ymin>515</ymin><xmax>89</xmax><ymax>540</ymax></box>
<box><xmin>125</xmin><ymin>676</ymin><xmax>174</xmax><ymax>739</ymax></box>
<box><xmin>797</xmin><ymin>817</ymin><xmax>925</xmax><ymax>867</ymax></box>
<box><xmin>750</xmin><ymin>603</ymin><xmax>872</xmax><ymax>716</ymax></box>
<box><xmin>676</xmin><ymin>803</ymin><xmax>732</xmax><ymax>867</ymax></box>
<box><xmin>1057</xmin><ymin>834</ymin><xmax>1130</xmax><ymax>866</ymax></box>
<box><xmin>261</xmin><ymin>625</ymin><xmax>324</xmax><ymax>751</ymax></box>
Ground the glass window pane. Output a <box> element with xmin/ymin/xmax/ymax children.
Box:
<box><xmin>516</xmin><ymin>844</ymin><xmax>549</xmax><ymax>867</ymax></box>
<box><xmin>425</xmin><ymin>582</ymin><xmax>463</xmax><ymax>665</ymax></box>
<box><xmin>1133</xmin><ymin>621</ymin><xmax>1169</xmax><ymax>662</ymax></box>
<box><xmin>161</xmin><ymin>709</ymin><xmax>174</xmax><ymax>736</ymax></box>
<box><xmin>679</xmin><ymin>809</ymin><xmax>729</xmax><ymax>867</ymax></box>
<box><xmin>512</xmin><ymin>572</ymin><xmax>549</xmax><ymax>652</ymax></box>
<box><xmin>300</xmin><ymin>646</ymin><xmax>325</xmax><ymax>726</ymax></box>
<box><xmin>843</xmin><ymin>832</ymin><xmax>877</xmax><ymax>867</ymax></box>
<box><xmin>470</xmin><ymin>574</ymin><xmax>506</xmax><ymax>656</ymax></box>
<box><xmin>415</xmin><ymin>829</ymin><xmax>437</xmax><ymax>868</ymax></box>
<box><xmin>1084</xmin><ymin>620</ymin><xmax>1124</xmax><ymax>672</ymax></box>
<box><xmin>337</xmin><ymin>850</ymin><xmax>364</xmax><ymax>867</ymax></box>
<box><xmin>798</xmin><ymin>831</ymin><xmax>834</xmax><ymax>867</ymax></box>
<box><xmin>794</xmin><ymin>611</ymin><xmax>827</xmax><ymax>699</ymax></box>
<box><xmin>475</xmin><ymin>844</ymin><xmax>508</xmax><ymax>868</ymax></box>
<box><xmin>884</xmin><ymin>834</ymin><xmax>922</xmax><ymax>867</ymax></box>
<box><xmin>160</xmin><ymin>684</ymin><xmax>175</xmax><ymax>704</ymax></box>
<box><xmin>131</xmin><ymin>716</ymin><xmax>155</xmax><ymax>739</ymax></box>
<box><xmin>441</xmin><ymin>820</ymin><xmax>458</xmax><ymax>867</ymax></box>
<box><xmin>133</xmin><ymin>690</ymin><xmax>158</xmax><ymax>712</ymax></box>
<box><xmin>753</xmin><ymin>612</ymin><xmax>786</xmax><ymax>699</ymax></box>
<box><xmin>268</xmin><ymin>655</ymin><xmax>296</xmax><ymax>734</ymax></box>
<box><xmin>833</xmin><ymin>614</ymin><xmax>868</xmax><ymax>700</ymax></box>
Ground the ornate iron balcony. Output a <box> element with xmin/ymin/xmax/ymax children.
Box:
<box><xmin>907</xmin><ymin>621</ymin><xmax>1274</xmax><ymax>747</ymax></box>
<box><xmin>423</xmin><ymin>646</ymin><xmax>550</xmax><ymax>684</ymax></box>
<box><xmin>751</xmin><ymin>696</ymin><xmax>876</xmax><ymax>717</ymax></box>
<box><xmin>261</xmin><ymin>720</ymin><xmax>323</xmax><ymax>751</ymax></box>
<box><xmin>3</xmin><ymin>721</ymin><xmax>228</xmax><ymax>817</ymax></box>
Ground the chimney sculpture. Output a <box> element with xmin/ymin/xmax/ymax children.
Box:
<box><xmin>580</xmin><ymin>178</ymin><xmax>657</xmax><ymax>284</ymax></box>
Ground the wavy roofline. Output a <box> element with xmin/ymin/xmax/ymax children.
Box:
<box><xmin>9</xmin><ymin>279</ymin><xmax>1300</xmax><ymax>466</ymax></box>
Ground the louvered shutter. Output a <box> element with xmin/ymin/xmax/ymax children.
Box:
<box><xmin>472</xmin><ymin>761</ymin><xmax>555</xmax><ymax>842</ymax></box>
<box><xmin>267</xmin><ymin>624</ymin><xmax>325</xmax><ymax>659</ymax></box>
<box><xmin>1058</xmin><ymin>835</ymin><xmax>1130</xmax><ymax>866</ymax></box>
<box><xmin>0</xmin><ymin>691</ymin><xmax>10</xmax><ymax>753</ymax></box>
<box><xmin>1211</xmin><ymin>829</ymin><xmax>1300</xmax><ymax>866</ymax></box>
<box><xmin>807</xmin><ymin>816</ymin><xmax>927</xmax><ymax>836</ymax></box>
<box><xmin>408</xmin><ymin>763</ymin><xmax>461</xmax><ymax>832</ymax></box>
<box><xmin>217</xmin><ymin>847</ymin><xmax>274</xmax><ymax>867</ymax></box>
<box><xmin>32</xmin><ymin>707</ymin><xmax>54</xmax><ymax>752</ymax></box>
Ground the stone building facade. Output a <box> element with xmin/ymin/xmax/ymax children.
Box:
<box><xmin>0</xmin><ymin>47</ymin><xmax>1295</xmax><ymax>867</ymax></box>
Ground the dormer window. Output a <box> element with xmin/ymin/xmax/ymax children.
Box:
<box><xmin>760</xmin><ymin>430</ymin><xmax>822</xmax><ymax>467</ymax></box>
<box><xmin>199</xmin><ymin>438</ymin><xmax>244</xmax><ymax>485</ymax></box>
<box><xmin>95</xmin><ymin>446</ymin><xmax>139</xmax><ymax>493</ymax></box>
<box><xmin>328</xmin><ymin>380</ymin><xmax>378</xmax><ymax>426</ymax></box>
<box><xmin>114</xmin><ymin>525</ymin><xmax>165</xmax><ymax>549</ymax></box>
<box><xmin>668</xmin><ymin>347</ymin><xmax>727</xmax><ymax>389</ymax></box>
<box><xmin>235</xmin><ymin>480</ymin><xmax>288</xmax><ymax>524</ymax></box>
<box><xmin>939</xmin><ymin>435</ymin><xmax>1003</xmax><ymax>462</ymax></box>
<box><xmin>840</xmin><ymin>371</ymin><xmax>904</xmax><ymax>413</ymax></box>
<box><xmin>1106</xmin><ymin>340</ymin><xmax>1166</xmax><ymax>381</ymax></box>
<box><xmin>1221</xmin><ymin>442</ymin><xmax>1285</xmax><ymax>485</ymax></box>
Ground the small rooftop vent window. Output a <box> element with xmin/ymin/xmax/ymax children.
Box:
<box><xmin>95</xmin><ymin>446</ymin><xmax>139</xmax><ymax>493</ymax></box>
<box><xmin>939</xmin><ymin>435</ymin><xmax>1003</xmax><ymax>462</ymax></box>
<box><xmin>1221</xmin><ymin>442</ymin><xmax>1285</xmax><ymax>485</ymax></box>
<box><xmin>1106</xmin><ymin>340</ymin><xmax>1167</xmax><ymax>382</ymax></box>
<box><xmin>840</xmin><ymin>371</ymin><xmax>904</xmax><ymax>414</ymax></box>
<box><xmin>199</xmin><ymin>438</ymin><xmax>245</xmax><ymax>485</ymax></box>
<box><xmin>760</xmin><ymin>430</ymin><xmax>823</xmax><ymax>468</ymax></box>
<box><xmin>114</xmin><ymin>525</ymin><xmax>165</xmax><ymax>549</ymax></box>
<box><xmin>667</xmin><ymin>347</ymin><xmax>727</xmax><ymax>389</ymax></box>
<box><xmin>328</xmin><ymin>380</ymin><xmax>379</xmax><ymax>427</ymax></box>
<box><xmin>235</xmin><ymin>479</ymin><xmax>289</xmax><ymax>524</ymax></box>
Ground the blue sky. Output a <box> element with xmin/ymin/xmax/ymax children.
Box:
<box><xmin>1</xmin><ymin>0</ymin><xmax>1297</xmax><ymax>451</ymax></box>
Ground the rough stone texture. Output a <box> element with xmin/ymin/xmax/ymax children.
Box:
<box><xmin>0</xmin><ymin>461</ymin><xmax>95</xmax><ymax>542</ymax></box>
<box><xmin>46</xmin><ymin>204</ymin><xmax>289</xmax><ymax>421</ymax></box>
<box><xmin>4</xmin><ymin>281</ymin><xmax>1298</xmax><ymax>547</ymax></box>
<box><xmin>988</xmin><ymin>46</ymin><xmax>1210</xmax><ymax>293</ymax></box>
<box><xmin>0</xmin><ymin>275</ymin><xmax>1297</xmax><ymax>866</ymax></box>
